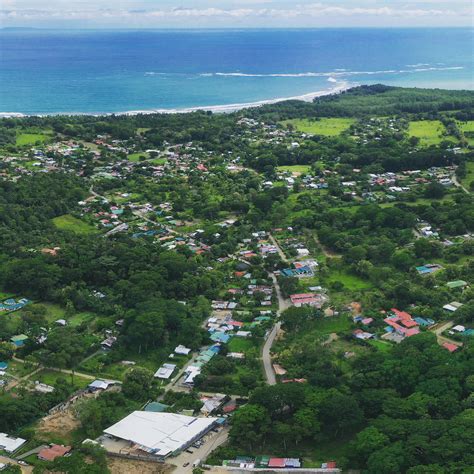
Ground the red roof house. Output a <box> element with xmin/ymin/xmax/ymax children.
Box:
<box><xmin>268</xmin><ymin>458</ymin><xmax>286</xmax><ymax>468</ymax></box>
<box><xmin>442</xmin><ymin>342</ymin><xmax>459</xmax><ymax>353</ymax></box>
<box><xmin>38</xmin><ymin>444</ymin><xmax>71</xmax><ymax>462</ymax></box>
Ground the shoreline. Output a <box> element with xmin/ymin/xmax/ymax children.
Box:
<box><xmin>0</xmin><ymin>83</ymin><xmax>350</xmax><ymax>118</ymax></box>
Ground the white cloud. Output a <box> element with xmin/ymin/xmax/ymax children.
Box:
<box><xmin>0</xmin><ymin>1</ymin><xmax>470</xmax><ymax>26</ymax></box>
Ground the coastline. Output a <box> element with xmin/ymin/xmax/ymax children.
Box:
<box><xmin>0</xmin><ymin>82</ymin><xmax>350</xmax><ymax>118</ymax></box>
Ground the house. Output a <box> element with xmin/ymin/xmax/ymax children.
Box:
<box><xmin>447</xmin><ymin>280</ymin><xmax>468</xmax><ymax>290</ymax></box>
<box><xmin>38</xmin><ymin>444</ymin><xmax>71</xmax><ymax>462</ymax></box>
<box><xmin>88</xmin><ymin>379</ymin><xmax>116</xmax><ymax>392</ymax></box>
<box><xmin>174</xmin><ymin>345</ymin><xmax>191</xmax><ymax>356</ymax></box>
<box><xmin>268</xmin><ymin>458</ymin><xmax>286</xmax><ymax>468</ymax></box>
<box><xmin>416</xmin><ymin>264</ymin><xmax>443</xmax><ymax>275</ymax></box>
<box><xmin>144</xmin><ymin>402</ymin><xmax>169</xmax><ymax>413</ymax></box>
<box><xmin>383</xmin><ymin>308</ymin><xmax>420</xmax><ymax>339</ymax></box>
<box><xmin>154</xmin><ymin>363</ymin><xmax>177</xmax><ymax>380</ymax></box>
<box><xmin>443</xmin><ymin>301</ymin><xmax>463</xmax><ymax>312</ymax></box>
<box><xmin>290</xmin><ymin>293</ymin><xmax>325</xmax><ymax>308</ymax></box>
<box><xmin>353</xmin><ymin>329</ymin><xmax>373</xmax><ymax>340</ymax></box>
<box><xmin>10</xmin><ymin>334</ymin><xmax>28</xmax><ymax>347</ymax></box>
<box><xmin>101</xmin><ymin>336</ymin><xmax>117</xmax><ymax>350</ymax></box>
<box><xmin>442</xmin><ymin>342</ymin><xmax>459</xmax><ymax>353</ymax></box>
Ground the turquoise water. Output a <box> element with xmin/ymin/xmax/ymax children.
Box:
<box><xmin>0</xmin><ymin>28</ymin><xmax>472</xmax><ymax>114</ymax></box>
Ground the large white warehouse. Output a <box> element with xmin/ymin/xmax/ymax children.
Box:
<box><xmin>104</xmin><ymin>411</ymin><xmax>218</xmax><ymax>458</ymax></box>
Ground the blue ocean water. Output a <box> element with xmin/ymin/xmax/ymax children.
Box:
<box><xmin>0</xmin><ymin>28</ymin><xmax>472</xmax><ymax>114</ymax></box>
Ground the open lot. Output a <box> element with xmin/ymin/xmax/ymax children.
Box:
<box><xmin>408</xmin><ymin>120</ymin><xmax>452</xmax><ymax>146</ymax></box>
<box><xmin>277</xmin><ymin>165</ymin><xmax>312</xmax><ymax>174</ymax></box>
<box><xmin>281</xmin><ymin>118</ymin><xmax>355</xmax><ymax>136</ymax></box>
<box><xmin>52</xmin><ymin>214</ymin><xmax>97</xmax><ymax>234</ymax></box>
<box><xmin>16</xmin><ymin>132</ymin><xmax>51</xmax><ymax>146</ymax></box>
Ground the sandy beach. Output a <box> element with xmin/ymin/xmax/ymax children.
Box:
<box><xmin>0</xmin><ymin>82</ymin><xmax>350</xmax><ymax>118</ymax></box>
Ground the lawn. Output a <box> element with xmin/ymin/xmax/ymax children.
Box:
<box><xmin>281</xmin><ymin>118</ymin><xmax>355</xmax><ymax>136</ymax></box>
<box><xmin>16</xmin><ymin>132</ymin><xmax>50</xmax><ymax>146</ymax></box>
<box><xmin>35</xmin><ymin>369</ymin><xmax>91</xmax><ymax>390</ymax></box>
<box><xmin>277</xmin><ymin>165</ymin><xmax>312</xmax><ymax>174</ymax></box>
<box><xmin>52</xmin><ymin>214</ymin><xmax>97</xmax><ymax>234</ymax></box>
<box><xmin>228</xmin><ymin>337</ymin><xmax>256</xmax><ymax>354</ymax></box>
<box><xmin>127</xmin><ymin>152</ymin><xmax>149</xmax><ymax>162</ymax></box>
<box><xmin>458</xmin><ymin>120</ymin><xmax>474</xmax><ymax>146</ymax></box>
<box><xmin>408</xmin><ymin>120</ymin><xmax>453</xmax><ymax>146</ymax></box>
<box><xmin>368</xmin><ymin>339</ymin><xmax>393</xmax><ymax>353</ymax></box>
<box><xmin>325</xmin><ymin>269</ymin><xmax>373</xmax><ymax>291</ymax></box>
<box><xmin>306</xmin><ymin>316</ymin><xmax>352</xmax><ymax>336</ymax></box>
<box><xmin>460</xmin><ymin>161</ymin><xmax>474</xmax><ymax>190</ymax></box>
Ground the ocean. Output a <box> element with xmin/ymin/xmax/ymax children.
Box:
<box><xmin>0</xmin><ymin>28</ymin><xmax>472</xmax><ymax>115</ymax></box>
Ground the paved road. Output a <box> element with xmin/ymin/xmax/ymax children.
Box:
<box><xmin>262</xmin><ymin>274</ymin><xmax>291</xmax><ymax>385</ymax></box>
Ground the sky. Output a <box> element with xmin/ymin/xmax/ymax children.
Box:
<box><xmin>0</xmin><ymin>0</ymin><xmax>472</xmax><ymax>28</ymax></box>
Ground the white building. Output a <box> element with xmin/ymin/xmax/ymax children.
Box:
<box><xmin>154</xmin><ymin>363</ymin><xmax>177</xmax><ymax>380</ymax></box>
<box><xmin>103</xmin><ymin>412</ymin><xmax>218</xmax><ymax>458</ymax></box>
<box><xmin>0</xmin><ymin>433</ymin><xmax>26</xmax><ymax>453</ymax></box>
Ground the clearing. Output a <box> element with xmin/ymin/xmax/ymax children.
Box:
<box><xmin>52</xmin><ymin>214</ymin><xmax>97</xmax><ymax>234</ymax></box>
<box><xmin>325</xmin><ymin>269</ymin><xmax>372</xmax><ymax>291</ymax></box>
<box><xmin>37</xmin><ymin>406</ymin><xmax>82</xmax><ymax>443</ymax></box>
<box><xmin>277</xmin><ymin>165</ymin><xmax>312</xmax><ymax>174</ymax></box>
<box><xmin>408</xmin><ymin>120</ymin><xmax>453</xmax><ymax>146</ymax></box>
<box><xmin>458</xmin><ymin>120</ymin><xmax>474</xmax><ymax>146</ymax></box>
<box><xmin>281</xmin><ymin>118</ymin><xmax>355</xmax><ymax>136</ymax></box>
<box><xmin>16</xmin><ymin>131</ymin><xmax>51</xmax><ymax>146</ymax></box>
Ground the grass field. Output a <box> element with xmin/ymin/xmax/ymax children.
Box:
<box><xmin>309</xmin><ymin>316</ymin><xmax>352</xmax><ymax>335</ymax></box>
<box><xmin>368</xmin><ymin>339</ymin><xmax>393</xmax><ymax>353</ymax></box>
<box><xmin>35</xmin><ymin>369</ymin><xmax>91</xmax><ymax>390</ymax></box>
<box><xmin>52</xmin><ymin>214</ymin><xmax>96</xmax><ymax>234</ymax></box>
<box><xmin>281</xmin><ymin>118</ymin><xmax>355</xmax><ymax>136</ymax></box>
<box><xmin>408</xmin><ymin>120</ymin><xmax>453</xmax><ymax>146</ymax></box>
<box><xmin>460</xmin><ymin>161</ymin><xmax>474</xmax><ymax>190</ymax></box>
<box><xmin>277</xmin><ymin>165</ymin><xmax>312</xmax><ymax>174</ymax></box>
<box><xmin>127</xmin><ymin>152</ymin><xmax>149</xmax><ymax>162</ymax></box>
<box><xmin>228</xmin><ymin>337</ymin><xmax>256</xmax><ymax>353</ymax></box>
<box><xmin>459</xmin><ymin>120</ymin><xmax>474</xmax><ymax>146</ymax></box>
<box><xmin>16</xmin><ymin>132</ymin><xmax>51</xmax><ymax>146</ymax></box>
<box><xmin>325</xmin><ymin>269</ymin><xmax>373</xmax><ymax>291</ymax></box>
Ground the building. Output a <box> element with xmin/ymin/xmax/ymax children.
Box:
<box><xmin>0</xmin><ymin>433</ymin><xmax>26</xmax><ymax>453</ymax></box>
<box><xmin>38</xmin><ymin>444</ymin><xmax>71</xmax><ymax>462</ymax></box>
<box><xmin>103</xmin><ymin>412</ymin><xmax>218</xmax><ymax>458</ymax></box>
<box><xmin>154</xmin><ymin>363</ymin><xmax>176</xmax><ymax>380</ymax></box>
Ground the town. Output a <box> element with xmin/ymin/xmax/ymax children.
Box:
<box><xmin>0</xmin><ymin>85</ymin><xmax>473</xmax><ymax>474</ymax></box>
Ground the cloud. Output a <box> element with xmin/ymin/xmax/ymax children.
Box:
<box><xmin>0</xmin><ymin>1</ymin><xmax>470</xmax><ymax>25</ymax></box>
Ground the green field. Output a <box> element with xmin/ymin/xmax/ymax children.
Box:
<box><xmin>408</xmin><ymin>120</ymin><xmax>453</xmax><ymax>146</ymax></box>
<box><xmin>460</xmin><ymin>161</ymin><xmax>474</xmax><ymax>190</ymax></box>
<box><xmin>35</xmin><ymin>369</ymin><xmax>91</xmax><ymax>390</ymax></box>
<box><xmin>127</xmin><ymin>152</ymin><xmax>149</xmax><ymax>162</ymax></box>
<box><xmin>308</xmin><ymin>316</ymin><xmax>352</xmax><ymax>336</ymax></box>
<box><xmin>459</xmin><ymin>121</ymin><xmax>474</xmax><ymax>146</ymax></box>
<box><xmin>277</xmin><ymin>165</ymin><xmax>312</xmax><ymax>174</ymax></box>
<box><xmin>16</xmin><ymin>132</ymin><xmax>50</xmax><ymax>146</ymax></box>
<box><xmin>368</xmin><ymin>339</ymin><xmax>393</xmax><ymax>353</ymax></box>
<box><xmin>325</xmin><ymin>269</ymin><xmax>373</xmax><ymax>291</ymax></box>
<box><xmin>282</xmin><ymin>118</ymin><xmax>355</xmax><ymax>136</ymax></box>
<box><xmin>228</xmin><ymin>337</ymin><xmax>256</xmax><ymax>353</ymax></box>
<box><xmin>52</xmin><ymin>214</ymin><xmax>96</xmax><ymax>234</ymax></box>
